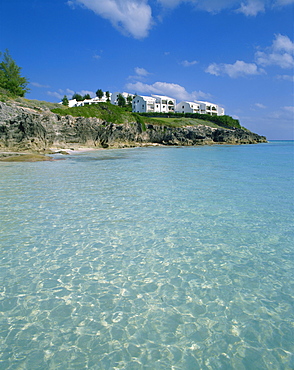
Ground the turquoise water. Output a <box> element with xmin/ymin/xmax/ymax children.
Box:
<box><xmin>0</xmin><ymin>141</ymin><xmax>293</xmax><ymax>369</ymax></box>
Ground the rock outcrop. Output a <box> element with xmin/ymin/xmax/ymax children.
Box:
<box><xmin>0</xmin><ymin>102</ymin><xmax>267</xmax><ymax>151</ymax></box>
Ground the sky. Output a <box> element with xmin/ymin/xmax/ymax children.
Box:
<box><xmin>0</xmin><ymin>0</ymin><xmax>293</xmax><ymax>139</ymax></box>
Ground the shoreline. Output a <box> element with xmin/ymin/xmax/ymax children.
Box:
<box><xmin>0</xmin><ymin>141</ymin><xmax>270</xmax><ymax>162</ymax></box>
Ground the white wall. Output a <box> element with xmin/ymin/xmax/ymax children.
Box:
<box><xmin>132</xmin><ymin>95</ymin><xmax>156</xmax><ymax>113</ymax></box>
<box><xmin>152</xmin><ymin>95</ymin><xmax>176</xmax><ymax>113</ymax></box>
<box><xmin>176</xmin><ymin>101</ymin><xmax>201</xmax><ymax>114</ymax></box>
<box><xmin>176</xmin><ymin>101</ymin><xmax>225</xmax><ymax>116</ymax></box>
<box><xmin>132</xmin><ymin>95</ymin><xmax>176</xmax><ymax>113</ymax></box>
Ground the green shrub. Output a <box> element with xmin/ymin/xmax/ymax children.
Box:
<box><xmin>52</xmin><ymin>102</ymin><xmax>135</xmax><ymax>124</ymax></box>
<box><xmin>138</xmin><ymin>112</ymin><xmax>240</xmax><ymax>129</ymax></box>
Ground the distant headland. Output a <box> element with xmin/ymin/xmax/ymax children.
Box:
<box><xmin>0</xmin><ymin>93</ymin><xmax>267</xmax><ymax>161</ymax></box>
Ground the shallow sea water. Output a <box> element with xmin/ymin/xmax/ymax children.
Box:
<box><xmin>0</xmin><ymin>141</ymin><xmax>293</xmax><ymax>369</ymax></box>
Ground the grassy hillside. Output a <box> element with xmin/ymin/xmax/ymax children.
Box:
<box><xmin>52</xmin><ymin>103</ymin><xmax>136</xmax><ymax>124</ymax></box>
<box><xmin>0</xmin><ymin>88</ymin><xmax>62</xmax><ymax>111</ymax></box>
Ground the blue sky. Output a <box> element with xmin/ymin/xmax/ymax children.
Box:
<box><xmin>1</xmin><ymin>0</ymin><xmax>293</xmax><ymax>139</ymax></box>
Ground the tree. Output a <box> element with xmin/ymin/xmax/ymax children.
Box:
<box><xmin>83</xmin><ymin>93</ymin><xmax>91</xmax><ymax>100</ymax></box>
<box><xmin>62</xmin><ymin>95</ymin><xmax>69</xmax><ymax>106</ymax></box>
<box><xmin>117</xmin><ymin>93</ymin><xmax>126</xmax><ymax>107</ymax></box>
<box><xmin>96</xmin><ymin>89</ymin><xmax>103</xmax><ymax>100</ymax></box>
<box><xmin>0</xmin><ymin>49</ymin><xmax>29</xmax><ymax>97</ymax></box>
<box><xmin>127</xmin><ymin>95</ymin><xmax>133</xmax><ymax>106</ymax></box>
<box><xmin>105</xmin><ymin>91</ymin><xmax>110</xmax><ymax>102</ymax></box>
<box><xmin>72</xmin><ymin>93</ymin><xmax>83</xmax><ymax>101</ymax></box>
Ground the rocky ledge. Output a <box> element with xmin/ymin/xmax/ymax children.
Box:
<box><xmin>0</xmin><ymin>102</ymin><xmax>267</xmax><ymax>152</ymax></box>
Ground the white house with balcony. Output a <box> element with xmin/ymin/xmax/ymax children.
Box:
<box><xmin>132</xmin><ymin>95</ymin><xmax>156</xmax><ymax>113</ymax></box>
<box><xmin>152</xmin><ymin>95</ymin><xmax>176</xmax><ymax>113</ymax></box>
<box><xmin>176</xmin><ymin>101</ymin><xmax>225</xmax><ymax>116</ymax></box>
<box><xmin>175</xmin><ymin>101</ymin><xmax>201</xmax><ymax>114</ymax></box>
<box><xmin>132</xmin><ymin>94</ymin><xmax>176</xmax><ymax>113</ymax></box>
<box><xmin>197</xmin><ymin>101</ymin><xmax>224</xmax><ymax>116</ymax></box>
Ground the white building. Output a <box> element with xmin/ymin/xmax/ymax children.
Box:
<box><xmin>65</xmin><ymin>93</ymin><xmax>112</xmax><ymax>107</ymax></box>
<box><xmin>197</xmin><ymin>101</ymin><xmax>224</xmax><ymax>116</ymax></box>
<box><xmin>88</xmin><ymin>93</ymin><xmax>112</xmax><ymax>103</ymax></box>
<box><xmin>132</xmin><ymin>95</ymin><xmax>156</xmax><ymax>113</ymax></box>
<box><xmin>175</xmin><ymin>101</ymin><xmax>201</xmax><ymax>114</ymax></box>
<box><xmin>217</xmin><ymin>106</ymin><xmax>225</xmax><ymax>116</ymax></box>
<box><xmin>62</xmin><ymin>92</ymin><xmax>225</xmax><ymax>117</ymax></box>
<box><xmin>132</xmin><ymin>94</ymin><xmax>176</xmax><ymax>113</ymax></box>
<box><xmin>176</xmin><ymin>101</ymin><xmax>225</xmax><ymax>116</ymax></box>
<box><xmin>111</xmin><ymin>92</ymin><xmax>134</xmax><ymax>105</ymax></box>
<box><xmin>67</xmin><ymin>99</ymin><xmax>79</xmax><ymax>108</ymax></box>
<box><xmin>152</xmin><ymin>95</ymin><xmax>176</xmax><ymax>113</ymax></box>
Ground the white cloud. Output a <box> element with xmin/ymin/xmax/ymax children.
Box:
<box><xmin>79</xmin><ymin>90</ymin><xmax>95</xmax><ymax>97</ymax></box>
<box><xmin>270</xmin><ymin>106</ymin><xmax>294</xmax><ymax>120</ymax></box>
<box><xmin>180</xmin><ymin>60</ymin><xmax>198</xmax><ymax>67</ymax></box>
<box><xmin>255</xmin><ymin>34</ymin><xmax>294</xmax><ymax>69</ymax></box>
<box><xmin>67</xmin><ymin>1</ymin><xmax>76</xmax><ymax>9</ymax></box>
<box><xmin>71</xmin><ymin>0</ymin><xmax>152</xmax><ymax>39</ymax></box>
<box><xmin>65</xmin><ymin>88</ymin><xmax>75</xmax><ymax>96</ymax></box>
<box><xmin>31</xmin><ymin>82</ymin><xmax>50</xmax><ymax>88</ymax></box>
<box><xmin>135</xmin><ymin>67</ymin><xmax>150</xmax><ymax>76</ymax></box>
<box><xmin>157</xmin><ymin>0</ymin><xmax>278</xmax><ymax>14</ymax></box>
<box><xmin>207</xmin><ymin>34</ymin><xmax>294</xmax><ymax>80</ymax></box>
<box><xmin>47</xmin><ymin>88</ymin><xmax>76</xmax><ymax>100</ymax></box>
<box><xmin>47</xmin><ymin>91</ymin><xmax>63</xmax><ymax>100</ymax></box>
<box><xmin>255</xmin><ymin>103</ymin><xmax>267</xmax><ymax>109</ymax></box>
<box><xmin>256</xmin><ymin>49</ymin><xmax>293</xmax><ymax>68</ymax></box>
<box><xmin>283</xmin><ymin>106</ymin><xmax>294</xmax><ymax>113</ymax></box>
<box><xmin>236</xmin><ymin>0</ymin><xmax>265</xmax><ymax>16</ymax></box>
<box><xmin>125</xmin><ymin>81</ymin><xmax>211</xmax><ymax>101</ymax></box>
<box><xmin>128</xmin><ymin>67</ymin><xmax>151</xmax><ymax>81</ymax></box>
<box><xmin>276</xmin><ymin>74</ymin><xmax>294</xmax><ymax>82</ymax></box>
<box><xmin>69</xmin><ymin>1</ymin><xmax>294</xmax><ymax>39</ymax></box>
<box><xmin>157</xmin><ymin>0</ymin><xmax>238</xmax><ymax>13</ymax></box>
<box><xmin>206</xmin><ymin>60</ymin><xmax>265</xmax><ymax>78</ymax></box>
<box><xmin>273</xmin><ymin>34</ymin><xmax>294</xmax><ymax>53</ymax></box>
<box><xmin>274</xmin><ymin>0</ymin><xmax>294</xmax><ymax>5</ymax></box>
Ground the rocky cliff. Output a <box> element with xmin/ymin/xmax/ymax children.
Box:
<box><xmin>0</xmin><ymin>102</ymin><xmax>267</xmax><ymax>152</ymax></box>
